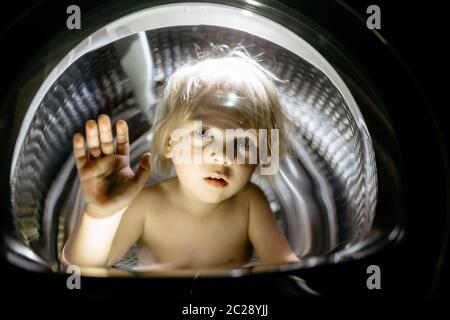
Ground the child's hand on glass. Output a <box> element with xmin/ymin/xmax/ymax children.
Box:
<box><xmin>72</xmin><ymin>114</ymin><xmax>152</xmax><ymax>218</ymax></box>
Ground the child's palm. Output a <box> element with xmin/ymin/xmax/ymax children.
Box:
<box><xmin>73</xmin><ymin>115</ymin><xmax>152</xmax><ymax>217</ymax></box>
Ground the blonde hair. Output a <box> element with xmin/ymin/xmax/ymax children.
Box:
<box><xmin>150</xmin><ymin>48</ymin><xmax>288</xmax><ymax>175</ymax></box>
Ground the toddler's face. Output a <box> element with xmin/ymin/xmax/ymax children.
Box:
<box><xmin>165</xmin><ymin>103</ymin><xmax>258</xmax><ymax>204</ymax></box>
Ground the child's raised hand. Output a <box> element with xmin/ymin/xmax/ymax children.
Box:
<box><xmin>73</xmin><ymin>114</ymin><xmax>152</xmax><ymax>218</ymax></box>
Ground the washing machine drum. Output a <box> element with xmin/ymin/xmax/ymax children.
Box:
<box><xmin>7</xmin><ymin>7</ymin><xmax>378</xmax><ymax>271</ymax></box>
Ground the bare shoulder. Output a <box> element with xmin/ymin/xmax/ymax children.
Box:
<box><xmin>138</xmin><ymin>180</ymin><xmax>170</xmax><ymax>206</ymax></box>
<box><xmin>134</xmin><ymin>177</ymin><xmax>176</xmax><ymax>210</ymax></box>
<box><xmin>245</xmin><ymin>182</ymin><xmax>269</xmax><ymax>204</ymax></box>
<box><xmin>235</xmin><ymin>182</ymin><xmax>270</xmax><ymax>219</ymax></box>
<box><xmin>120</xmin><ymin>182</ymin><xmax>161</xmax><ymax>218</ymax></box>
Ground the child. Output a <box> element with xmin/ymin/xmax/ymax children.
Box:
<box><xmin>62</xmin><ymin>51</ymin><xmax>299</xmax><ymax>270</ymax></box>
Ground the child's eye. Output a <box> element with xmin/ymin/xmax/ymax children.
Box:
<box><xmin>194</xmin><ymin>127</ymin><xmax>214</xmax><ymax>141</ymax></box>
<box><xmin>236</xmin><ymin>137</ymin><xmax>255</xmax><ymax>151</ymax></box>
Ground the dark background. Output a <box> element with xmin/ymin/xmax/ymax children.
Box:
<box><xmin>0</xmin><ymin>0</ymin><xmax>448</xmax><ymax>305</ymax></box>
<box><xmin>340</xmin><ymin>0</ymin><xmax>449</xmax><ymax>298</ymax></box>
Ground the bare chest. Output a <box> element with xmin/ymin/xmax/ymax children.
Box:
<box><xmin>139</xmin><ymin>202</ymin><xmax>252</xmax><ymax>268</ymax></box>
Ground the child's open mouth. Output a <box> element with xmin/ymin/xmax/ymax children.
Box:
<box><xmin>203</xmin><ymin>175</ymin><xmax>228</xmax><ymax>188</ymax></box>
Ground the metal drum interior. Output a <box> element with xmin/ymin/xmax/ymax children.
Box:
<box><xmin>5</xmin><ymin>2</ymin><xmax>387</xmax><ymax>275</ymax></box>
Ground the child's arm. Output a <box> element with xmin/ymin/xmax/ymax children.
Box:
<box><xmin>62</xmin><ymin>115</ymin><xmax>152</xmax><ymax>268</ymax></box>
<box><xmin>248</xmin><ymin>183</ymin><xmax>300</xmax><ymax>265</ymax></box>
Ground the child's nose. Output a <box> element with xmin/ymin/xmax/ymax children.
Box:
<box><xmin>207</xmin><ymin>140</ymin><xmax>232</xmax><ymax>166</ymax></box>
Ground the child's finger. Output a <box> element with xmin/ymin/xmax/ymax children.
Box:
<box><xmin>98</xmin><ymin>114</ymin><xmax>114</xmax><ymax>155</ymax></box>
<box><xmin>73</xmin><ymin>133</ymin><xmax>87</xmax><ymax>169</ymax></box>
<box><xmin>116</xmin><ymin>120</ymin><xmax>129</xmax><ymax>156</ymax></box>
<box><xmin>86</xmin><ymin>119</ymin><xmax>101</xmax><ymax>158</ymax></box>
<box><xmin>134</xmin><ymin>153</ymin><xmax>152</xmax><ymax>187</ymax></box>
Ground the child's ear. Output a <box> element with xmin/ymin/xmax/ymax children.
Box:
<box><xmin>164</xmin><ymin>137</ymin><xmax>173</xmax><ymax>159</ymax></box>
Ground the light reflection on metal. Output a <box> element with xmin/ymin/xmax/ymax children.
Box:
<box><xmin>6</xmin><ymin>2</ymin><xmax>380</xmax><ymax>277</ymax></box>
